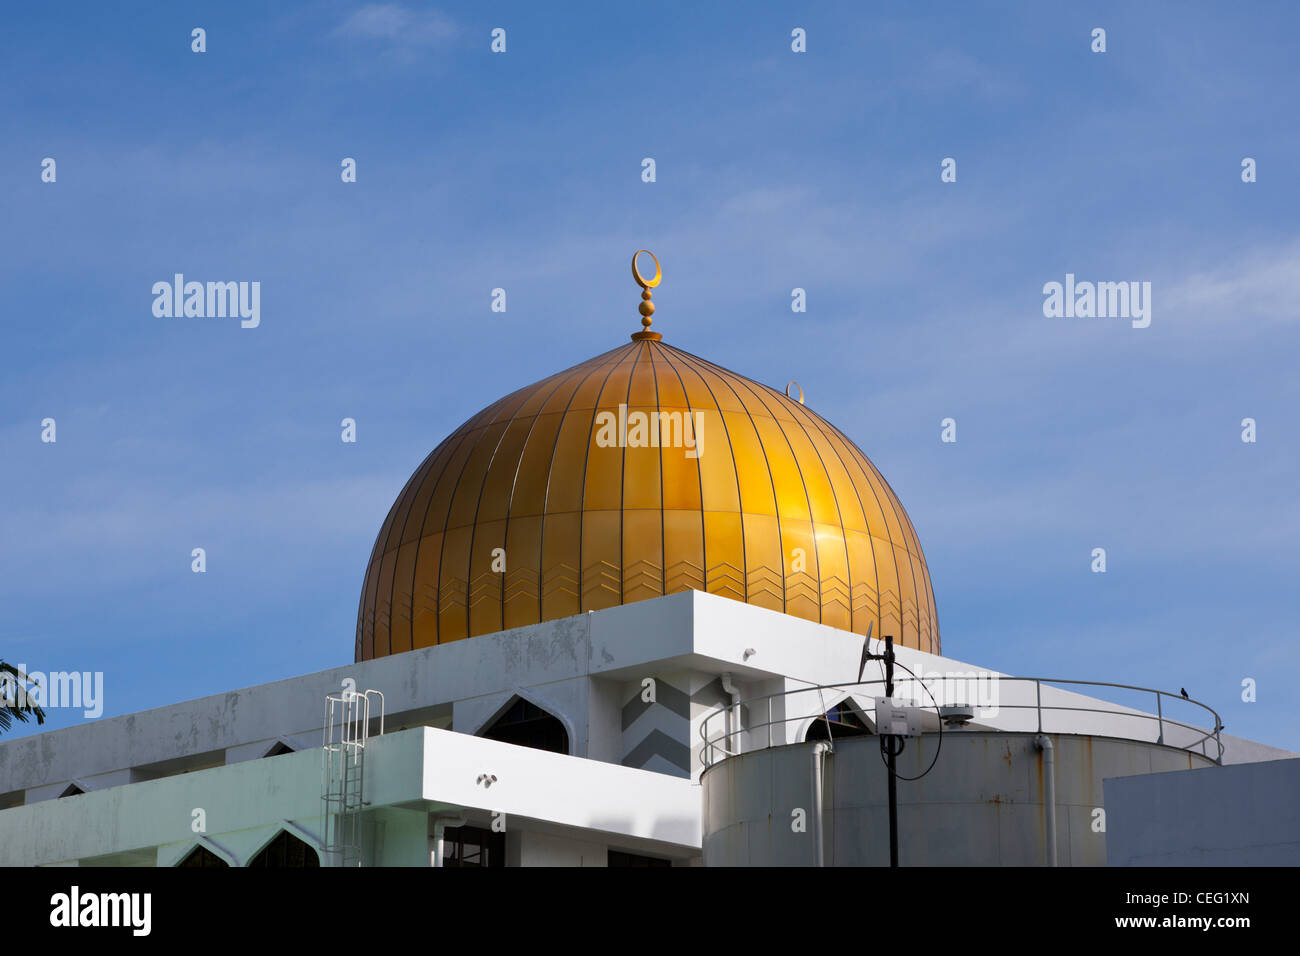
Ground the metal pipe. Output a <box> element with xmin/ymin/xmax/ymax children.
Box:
<box><xmin>1034</xmin><ymin>734</ymin><xmax>1057</xmax><ymax>867</ymax></box>
<box><xmin>721</xmin><ymin>673</ymin><xmax>741</xmax><ymax>754</ymax></box>
<box><xmin>811</xmin><ymin>742</ymin><xmax>831</xmax><ymax>867</ymax></box>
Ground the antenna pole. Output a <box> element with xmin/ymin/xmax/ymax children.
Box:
<box><xmin>884</xmin><ymin>633</ymin><xmax>899</xmax><ymax>868</ymax></box>
<box><xmin>860</xmin><ymin>625</ymin><xmax>902</xmax><ymax>867</ymax></box>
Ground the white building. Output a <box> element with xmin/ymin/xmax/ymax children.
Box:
<box><xmin>2</xmin><ymin>262</ymin><xmax>1295</xmax><ymax>866</ymax></box>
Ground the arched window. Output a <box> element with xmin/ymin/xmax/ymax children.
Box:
<box><xmin>805</xmin><ymin>700</ymin><xmax>871</xmax><ymax>741</ymax></box>
<box><xmin>483</xmin><ymin>698</ymin><xmax>568</xmax><ymax>754</ymax></box>
<box><xmin>177</xmin><ymin>845</ymin><xmax>229</xmax><ymax>868</ymax></box>
<box><xmin>248</xmin><ymin>831</ymin><xmax>320</xmax><ymax>868</ymax></box>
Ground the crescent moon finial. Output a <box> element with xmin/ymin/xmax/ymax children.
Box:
<box><xmin>630</xmin><ymin>250</ymin><xmax>663</xmax><ymax>341</ymax></box>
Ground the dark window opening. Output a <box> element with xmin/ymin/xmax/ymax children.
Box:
<box><xmin>177</xmin><ymin>845</ymin><xmax>229</xmax><ymax>868</ymax></box>
<box><xmin>442</xmin><ymin>825</ymin><xmax>505</xmax><ymax>868</ymax></box>
<box><xmin>608</xmin><ymin>849</ymin><xmax>672</xmax><ymax>867</ymax></box>
<box><xmin>483</xmin><ymin>698</ymin><xmax>568</xmax><ymax>754</ymax></box>
<box><xmin>59</xmin><ymin>783</ymin><xmax>84</xmax><ymax>798</ymax></box>
<box><xmin>248</xmin><ymin>830</ymin><xmax>320</xmax><ymax>868</ymax></box>
<box><xmin>805</xmin><ymin>701</ymin><xmax>871</xmax><ymax>741</ymax></box>
<box><xmin>263</xmin><ymin>741</ymin><xmax>294</xmax><ymax>757</ymax></box>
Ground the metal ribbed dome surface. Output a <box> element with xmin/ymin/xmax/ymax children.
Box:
<box><xmin>356</xmin><ymin>337</ymin><xmax>938</xmax><ymax>660</ymax></box>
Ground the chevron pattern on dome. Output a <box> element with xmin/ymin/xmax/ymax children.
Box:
<box><xmin>355</xmin><ymin>334</ymin><xmax>939</xmax><ymax>661</ymax></box>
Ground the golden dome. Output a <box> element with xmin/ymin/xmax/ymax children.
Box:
<box><xmin>355</xmin><ymin>259</ymin><xmax>939</xmax><ymax>661</ymax></box>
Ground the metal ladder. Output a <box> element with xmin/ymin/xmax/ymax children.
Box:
<box><xmin>321</xmin><ymin>689</ymin><xmax>384</xmax><ymax>867</ymax></box>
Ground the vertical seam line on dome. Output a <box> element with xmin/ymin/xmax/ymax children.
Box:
<box><xmin>420</xmin><ymin>428</ymin><xmax>485</xmax><ymax>647</ymax></box>
<box><xmin>891</xmin><ymin>469</ymin><xmax>938</xmax><ymax>651</ymax></box>
<box><xmin>722</xmin><ymin>372</ymin><xmax>828</xmax><ymax>625</ymax></box>
<box><xmin>535</xmin><ymin>353</ymin><xmax>624</xmax><ymax>619</ymax></box>
<box><xmin>582</xmin><ymin>348</ymin><xmax>637</xmax><ymax>608</ymax></box>
<box><xmin>394</xmin><ymin>411</ymin><xmax>506</xmax><ymax>653</ymax></box>
<box><xmin>388</xmin><ymin>442</ymin><xmax>453</xmax><ymax>655</ymax></box>
<box><xmin>655</xmin><ymin>346</ymin><xmax>709</xmax><ymax>601</ymax></box>
<box><xmin>644</xmin><ymin>343</ymin><xmax>668</xmax><ymax>599</ymax></box>
<box><xmin>494</xmin><ymin>359</ymin><xmax>606</xmax><ymax>636</ymax></box>
<box><xmin>618</xmin><ymin>343</ymin><xmax>652</xmax><ymax>605</ymax></box>
<box><xmin>460</xmin><ymin>381</ymin><xmax>561</xmax><ymax>642</ymax></box>
<box><xmin>839</xmin><ymin>423</ymin><xmax>924</xmax><ymax>650</ymax></box>
<box><xmin>843</xmin><ymin>425</ymin><xmax>929</xmax><ymax>652</ymax></box>
<box><xmin>810</xmin><ymin>419</ymin><xmax>889</xmax><ymax>651</ymax></box>
<box><xmin>477</xmin><ymin>361</ymin><xmax>599</xmax><ymax>632</ymax></box>
<box><xmin>659</xmin><ymin>344</ymin><xmax>745</xmax><ymax>603</ymax></box>
<box><xmin>373</xmin><ymin>477</ymin><xmax>421</xmax><ymax>657</ymax></box>
<box><xmin>357</xmin><ymin>483</ymin><xmax>405</xmax><ymax>659</ymax></box>
<box><xmin>891</xmin><ymin>480</ymin><xmax>936</xmax><ymax>652</ymax></box>
<box><xmin>401</xmin><ymin>417</ymin><xmax>489</xmax><ymax>651</ymax></box>
<box><xmin>777</xmin><ymin>397</ymin><xmax>866</xmax><ymax>635</ymax></box>
<box><xmin>541</xmin><ymin>345</ymin><xmax>633</xmax><ymax>620</ymax></box>
<box><xmin>666</xmin><ymin>348</ymin><xmax>767</xmax><ymax>607</ymax></box>
<box><xmin>675</xmin><ymin>350</ymin><xmax>786</xmax><ymax>615</ymax></box>
<box><xmin>527</xmin><ymin>348</ymin><xmax>627</xmax><ymax>622</ymax></box>
<box><xmin>356</xmin><ymin>522</ymin><xmax>387</xmax><ymax>660</ymax></box>
<box><xmin>821</xmin><ymin>421</ymin><xmax>904</xmax><ymax>655</ymax></box>
<box><xmin>369</xmin><ymin>434</ymin><xmax>455</xmax><ymax>658</ymax></box>
<box><xmin>782</xmin><ymin>404</ymin><xmax>857</xmax><ymax>632</ymax></box>
<box><xmin>747</xmin><ymin>381</ymin><xmax>855</xmax><ymax>631</ymax></box>
<box><xmin>421</xmin><ymin>390</ymin><xmax>532</xmax><ymax>649</ymax></box>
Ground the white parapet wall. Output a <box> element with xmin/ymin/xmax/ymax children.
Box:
<box><xmin>0</xmin><ymin>588</ymin><xmax>1291</xmax><ymax>855</ymax></box>
<box><xmin>702</xmin><ymin>731</ymin><xmax>1215</xmax><ymax>866</ymax></box>
<box><xmin>0</xmin><ymin>727</ymin><xmax>701</xmax><ymax>867</ymax></box>
<box><xmin>1104</xmin><ymin>756</ymin><xmax>1300</xmax><ymax>865</ymax></box>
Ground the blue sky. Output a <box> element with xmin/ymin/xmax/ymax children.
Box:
<box><xmin>2</xmin><ymin>2</ymin><xmax>1297</xmax><ymax>751</ymax></box>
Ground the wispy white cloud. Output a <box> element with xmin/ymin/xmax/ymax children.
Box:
<box><xmin>335</xmin><ymin>3</ymin><xmax>456</xmax><ymax>47</ymax></box>
<box><xmin>1162</xmin><ymin>242</ymin><xmax>1300</xmax><ymax>325</ymax></box>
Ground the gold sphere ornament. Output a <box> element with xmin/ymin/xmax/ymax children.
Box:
<box><xmin>353</xmin><ymin>248</ymin><xmax>941</xmax><ymax>664</ymax></box>
<box><xmin>631</xmin><ymin>250</ymin><xmax>663</xmax><ymax>340</ymax></box>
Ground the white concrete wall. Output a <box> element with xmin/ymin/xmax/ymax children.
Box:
<box><xmin>702</xmin><ymin>731</ymin><xmax>1213</xmax><ymax>866</ymax></box>
<box><xmin>1104</xmin><ymin>756</ymin><xmax>1300</xmax><ymax>865</ymax></box>
<box><xmin>0</xmin><ymin>591</ymin><xmax>703</xmax><ymax>801</ymax></box>
<box><xmin>1</xmin><ymin>588</ymin><xmax>1289</xmax><ymax>835</ymax></box>
<box><xmin>0</xmin><ymin>726</ymin><xmax>701</xmax><ymax>867</ymax></box>
<box><xmin>416</xmin><ymin>728</ymin><xmax>700</xmax><ymax>849</ymax></box>
<box><xmin>586</xmin><ymin>677</ymin><xmax>625</xmax><ymax>765</ymax></box>
<box><xmin>0</xmin><ymin>729</ymin><xmax>429</xmax><ymax>867</ymax></box>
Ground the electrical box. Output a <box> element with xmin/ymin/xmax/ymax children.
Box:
<box><xmin>874</xmin><ymin>698</ymin><xmax>922</xmax><ymax>737</ymax></box>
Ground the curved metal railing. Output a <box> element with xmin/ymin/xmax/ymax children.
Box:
<box><xmin>698</xmin><ymin>676</ymin><xmax>1224</xmax><ymax>770</ymax></box>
